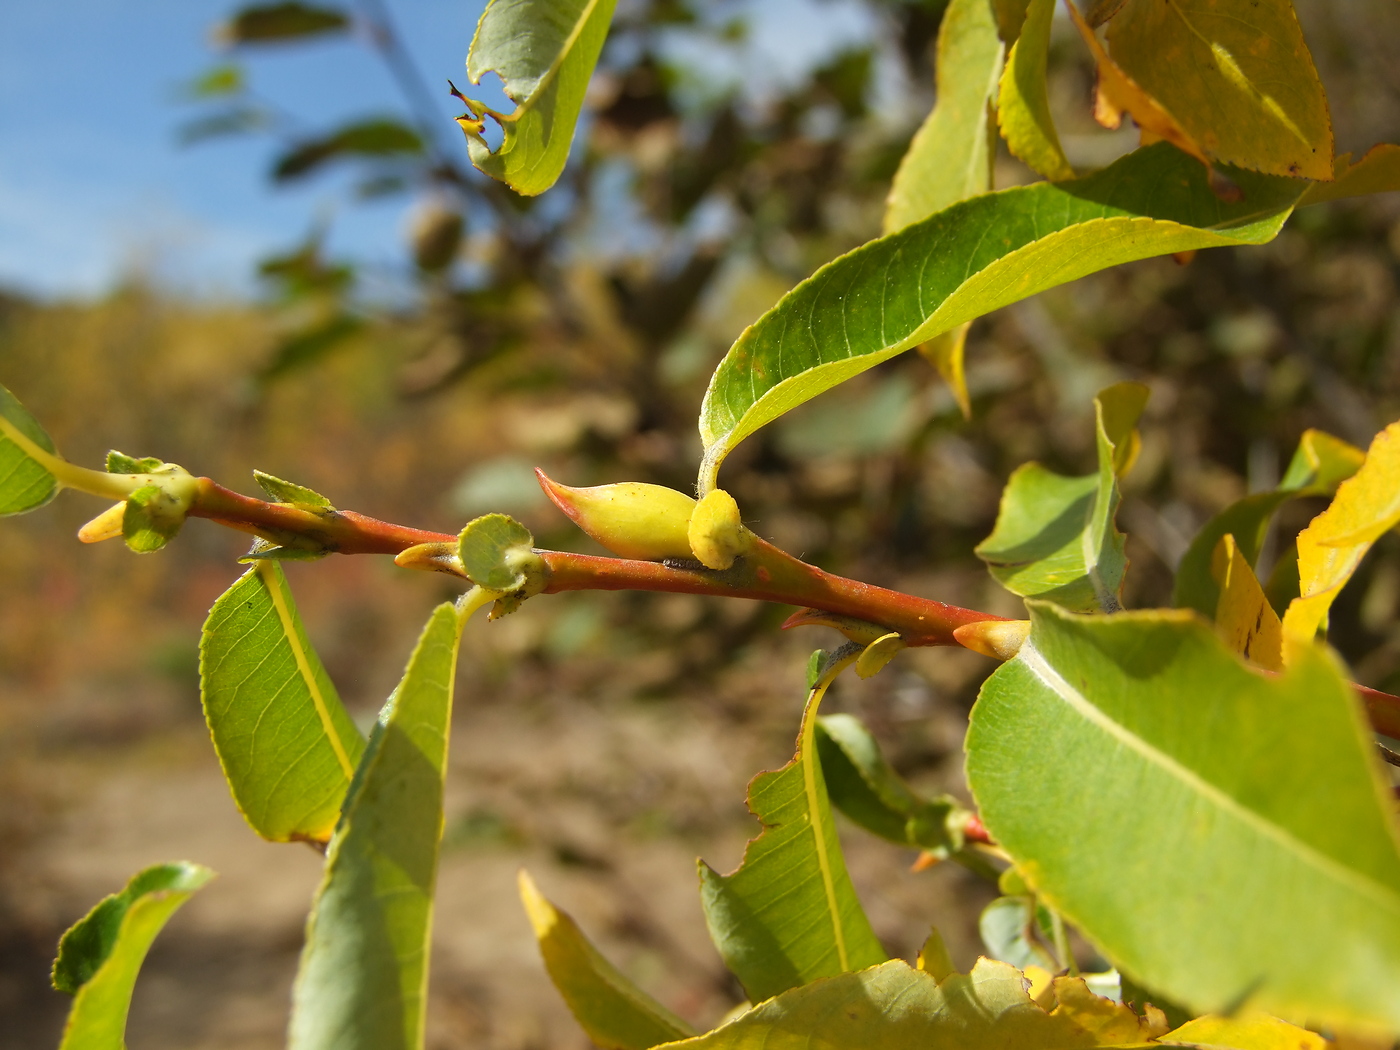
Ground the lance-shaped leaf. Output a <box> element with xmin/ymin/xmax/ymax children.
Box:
<box><xmin>289</xmin><ymin>596</ymin><xmax>474</xmax><ymax>1050</ymax></box>
<box><xmin>1104</xmin><ymin>0</ymin><xmax>1333</xmax><ymax>181</ymax></box>
<box><xmin>816</xmin><ymin>713</ymin><xmax>968</xmax><ymax>858</ymax></box>
<box><xmin>1173</xmin><ymin>427</ymin><xmax>1363</xmax><ymax>616</ymax></box>
<box><xmin>1212</xmin><ymin>535</ymin><xmax>1283</xmax><ymax>672</ymax></box>
<box><xmin>975</xmin><ymin>382</ymin><xmax>1146</xmax><ymax>613</ymax></box>
<box><xmin>52</xmin><ymin>862</ymin><xmax>214</xmax><ymax>1050</ymax></box>
<box><xmin>657</xmin><ymin>957</ymin><xmax>1135</xmax><ymax>1049</ymax></box>
<box><xmin>273</xmin><ymin>119</ymin><xmax>422</xmax><ymax>182</ymax></box>
<box><xmin>966</xmin><ymin>601</ymin><xmax>1400</xmax><ymax>1032</ymax></box>
<box><xmin>1283</xmin><ymin>422</ymin><xmax>1400</xmax><ymax>648</ymax></box>
<box><xmin>200</xmin><ymin>562</ymin><xmax>366</xmax><ymax>843</ymax></box>
<box><xmin>519</xmin><ymin>870</ymin><xmax>697</xmax><ymax>1049</ymax></box>
<box><xmin>885</xmin><ymin>0</ymin><xmax>1003</xmax><ymax>235</ymax></box>
<box><xmin>215</xmin><ymin>3</ymin><xmax>349</xmax><ymax>46</ymax></box>
<box><xmin>997</xmin><ymin>0</ymin><xmax>1074</xmax><ymax>181</ymax></box>
<box><xmin>455</xmin><ymin>0</ymin><xmax>619</xmax><ymax>196</ymax></box>
<box><xmin>1300</xmin><ymin>144</ymin><xmax>1400</xmax><ymax>206</ymax></box>
<box><xmin>0</xmin><ymin>382</ymin><xmax>60</xmax><ymax>515</ymax></box>
<box><xmin>697</xmin><ymin>144</ymin><xmax>1304</xmax><ymax>492</ymax></box>
<box><xmin>698</xmin><ymin>657</ymin><xmax>886</xmax><ymax>1005</ymax></box>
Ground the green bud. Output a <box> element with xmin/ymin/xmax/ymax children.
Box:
<box><xmin>537</xmin><ymin>470</ymin><xmax>695</xmax><ymax>561</ymax></box>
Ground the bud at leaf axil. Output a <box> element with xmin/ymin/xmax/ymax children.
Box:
<box><xmin>537</xmin><ymin>470</ymin><xmax>695</xmax><ymax>561</ymax></box>
<box><xmin>688</xmin><ymin>488</ymin><xmax>749</xmax><ymax>570</ymax></box>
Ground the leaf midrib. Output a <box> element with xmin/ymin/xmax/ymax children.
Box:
<box><xmin>1018</xmin><ymin>640</ymin><xmax>1400</xmax><ymax>912</ymax></box>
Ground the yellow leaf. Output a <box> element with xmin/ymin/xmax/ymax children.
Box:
<box><xmin>1283</xmin><ymin>422</ymin><xmax>1400</xmax><ymax>649</ymax></box>
<box><xmin>1104</xmin><ymin>0</ymin><xmax>1333</xmax><ymax>180</ymax></box>
<box><xmin>918</xmin><ymin>323</ymin><xmax>973</xmax><ymax>419</ymax></box>
<box><xmin>1300</xmin><ymin>144</ymin><xmax>1400</xmax><ymax>206</ymax></box>
<box><xmin>997</xmin><ymin>0</ymin><xmax>1075</xmax><ymax>181</ymax></box>
<box><xmin>1166</xmin><ymin>1012</ymin><xmax>1330</xmax><ymax>1049</ymax></box>
<box><xmin>1213</xmin><ymin>534</ymin><xmax>1283</xmax><ymax>672</ymax></box>
<box><xmin>1049</xmin><ymin>975</ymin><xmax>1167</xmax><ymax>1043</ymax></box>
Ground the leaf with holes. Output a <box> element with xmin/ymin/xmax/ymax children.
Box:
<box><xmin>698</xmin><ymin>662</ymin><xmax>886</xmax><ymax>1005</ymax></box>
<box><xmin>697</xmin><ymin>144</ymin><xmax>1304</xmax><ymax>492</ymax></box>
<box><xmin>200</xmin><ymin>562</ymin><xmax>366</xmax><ymax>843</ymax></box>
<box><xmin>455</xmin><ymin>0</ymin><xmax>619</xmax><ymax>196</ymax></box>
<box><xmin>53</xmin><ymin>862</ymin><xmax>214</xmax><ymax>1050</ymax></box>
<box><xmin>289</xmin><ymin>595</ymin><xmax>477</xmax><ymax>1050</ymax></box>
<box><xmin>966</xmin><ymin>601</ymin><xmax>1400</xmax><ymax>1031</ymax></box>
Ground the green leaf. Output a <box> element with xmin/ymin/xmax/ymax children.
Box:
<box><xmin>289</xmin><ymin>596</ymin><xmax>474</xmax><ymax>1050</ymax></box>
<box><xmin>1104</xmin><ymin>0</ymin><xmax>1333</xmax><ymax>180</ymax></box>
<box><xmin>52</xmin><ymin>862</ymin><xmax>214</xmax><ymax>1050</ymax></box>
<box><xmin>696</xmin><ymin>144</ymin><xmax>1304</xmax><ymax>492</ymax></box>
<box><xmin>105</xmin><ymin>451</ymin><xmax>164</xmax><ymax>474</ymax></box>
<box><xmin>997</xmin><ymin>0</ymin><xmax>1073</xmax><ymax>181</ymax></box>
<box><xmin>200</xmin><ymin>562</ymin><xmax>366</xmax><ymax>843</ymax></box>
<box><xmin>254</xmin><ymin>469</ymin><xmax>334</xmax><ymax>508</ymax></box>
<box><xmin>259</xmin><ymin>314</ymin><xmax>364</xmax><ymax>381</ymax></box>
<box><xmin>966</xmin><ymin>601</ymin><xmax>1400</xmax><ymax>1031</ymax></box>
<box><xmin>816</xmin><ymin>714</ymin><xmax>966</xmax><ymax>857</ymax></box>
<box><xmin>518</xmin><ymin>870</ymin><xmax>698</xmax><ymax>1049</ymax></box>
<box><xmin>979</xmin><ymin>895</ymin><xmax>1058</xmax><ymax>972</ymax></box>
<box><xmin>657</xmin><ymin>957</ymin><xmax>1131</xmax><ymax>1049</ymax></box>
<box><xmin>1300</xmin><ymin>144</ymin><xmax>1400</xmax><ymax>206</ymax></box>
<box><xmin>975</xmin><ymin>383</ymin><xmax>1146</xmax><ymax>613</ymax></box>
<box><xmin>458</xmin><ymin>513</ymin><xmax>537</xmax><ymax>592</ymax></box>
<box><xmin>121</xmin><ymin>482</ymin><xmax>191</xmax><ymax>553</ymax></box>
<box><xmin>0</xmin><ymin>381</ymin><xmax>59</xmax><ymax>515</ymax></box>
<box><xmin>699</xmin><ymin>658</ymin><xmax>886</xmax><ymax>1005</ymax></box>
<box><xmin>217</xmin><ymin>3</ymin><xmax>350</xmax><ymax>46</ymax></box>
<box><xmin>884</xmin><ymin>0</ymin><xmax>1003</xmax><ymax>235</ymax></box>
<box><xmin>1174</xmin><ymin>428</ymin><xmax>1364</xmax><ymax>617</ymax></box>
<box><xmin>272</xmin><ymin>120</ymin><xmax>422</xmax><ymax>182</ymax></box>
<box><xmin>455</xmin><ymin>0</ymin><xmax>620</xmax><ymax>196</ymax></box>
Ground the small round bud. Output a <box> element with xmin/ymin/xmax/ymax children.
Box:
<box><xmin>688</xmin><ymin>488</ymin><xmax>748</xmax><ymax>570</ymax></box>
<box><xmin>537</xmin><ymin>470</ymin><xmax>695</xmax><ymax>561</ymax></box>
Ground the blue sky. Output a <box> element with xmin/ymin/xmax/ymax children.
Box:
<box><xmin>0</xmin><ymin>0</ymin><xmax>881</xmax><ymax>300</ymax></box>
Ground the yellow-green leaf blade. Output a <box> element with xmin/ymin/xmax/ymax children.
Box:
<box><xmin>289</xmin><ymin>597</ymin><xmax>471</xmax><ymax>1050</ymax></box>
<box><xmin>1300</xmin><ymin>144</ymin><xmax>1400</xmax><ymax>206</ymax></box>
<box><xmin>53</xmin><ymin>861</ymin><xmax>214</xmax><ymax>1050</ymax></box>
<box><xmin>997</xmin><ymin>0</ymin><xmax>1074</xmax><ymax>181</ymax></box>
<box><xmin>520</xmin><ymin>870</ymin><xmax>698</xmax><ymax>1049</ymax></box>
<box><xmin>697</xmin><ymin>144</ymin><xmax>1305</xmax><ymax>492</ymax></box>
<box><xmin>0</xmin><ymin>381</ymin><xmax>59</xmax><ymax>515</ymax></box>
<box><xmin>884</xmin><ymin>0</ymin><xmax>1003</xmax><ymax>234</ymax></box>
<box><xmin>966</xmin><ymin>602</ymin><xmax>1400</xmax><ymax>1032</ymax></box>
<box><xmin>1283</xmin><ymin>421</ymin><xmax>1400</xmax><ymax>647</ymax></box>
<box><xmin>657</xmin><ymin>957</ymin><xmax>1121</xmax><ymax>1049</ymax></box>
<box><xmin>200</xmin><ymin>562</ymin><xmax>366</xmax><ymax>843</ymax></box>
<box><xmin>1105</xmin><ymin>0</ymin><xmax>1333</xmax><ymax>180</ymax></box>
<box><xmin>457</xmin><ymin>0</ymin><xmax>619</xmax><ymax>196</ymax></box>
<box><xmin>699</xmin><ymin>670</ymin><xmax>886</xmax><ymax>1004</ymax></box>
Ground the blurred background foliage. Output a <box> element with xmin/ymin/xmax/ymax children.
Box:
<box><xmin>2</xmin><ymin>0</ymin><xmax>1400</xmax><ymax>1046</ymax></box>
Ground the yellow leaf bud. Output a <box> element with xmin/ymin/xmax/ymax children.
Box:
<box><xmin>952</xmin><ymin>619</ymin><xmax>1031</xmax><ymax>661</ymax></box>
<box><xmin>537</xmin><ymin>470</ymin><xmax>695</xmax><ymax>561</ymax></box>
<box><xmin>688</xmin><ymin>488</ymin><xmax>750</xmax><ymax>570</ymax></box>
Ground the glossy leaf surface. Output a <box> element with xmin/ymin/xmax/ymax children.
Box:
<box><xmin>289</xmin><ymin>597</ymin><xmax>471</xmax><ymax>1050</ymax></box>
<box><xmin>997</xmin><ymin>0</ymin><xmax>1073</xmax><ymax>180</ymax></box>
<box><xmin>1105</xmin><ymin>0</ymin><xmax>1332</xmax><ymax>180</ymax></box>
<box><xmin>457</xmin><ymin>0</ymin><xmax>619</xmax><ymax>196</ymax></box>
<box><xmin>519</xmin><ymin>870</ymin><xmax>697</xmax><ymax>1049</ymax></box>
<box><xmin>699</xmin><ymin>662</ymin><xmax>886</xmax><ymax>1004</ymax></box>
<box><xmin>201</xmin><ymin>562</ymin><xmax>365</xmax><ymax>843</ymax></box>
<box><xmin>0</xmin><ymin>382</ymin><xmax>59</xmax><ymax>515</ymax></box>
<box><xmin>967</xmin><ymin>602</ymin><xmax>1400</xmax><ymax>1031</ymax></box>
<box><xmin>659</xmin><ymin>957</ymin><xmax>1136</xmax><ymax>1049</ymax></box>
<box><xmin>1283</xmin><ymin>422</ymin><xmax>1400</xmax><ymax>647</ymax></box>
<box><xmin>885</xmin><ymin>0</ymin><xmax>1003</xmax><ymax>234</ymax></box>
<box><xmin>975</xmin><ymin>383</ymin><xmax>1145</xmax><ymax>612</ymax></box>
<box><xmin>697</xmin><ymin>145</ymin><xmax>1303</xmax><ymax>492</ymax></box>
<box><xmin>53</xmin><ymin>862</ymin><xmax>214</xmax><ymax>1050</ymax></box>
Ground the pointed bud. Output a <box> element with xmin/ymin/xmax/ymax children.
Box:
<box><xmin>952</xmin><ymin>619</ymin><xmax>1030</xmax><ymax>661</ymax></box>
<box><xmin>537</xmin><ymin>470</ymin><xmax>695</xmax><ymax>561</ymax></box>
<box><xmin>78</xmin><ymin>501</ymin><xmax>127</xmax><ymax>544</ymax></box>
<box><xmin>688</xmin><ymin>488</ymin><xmax>749</xmax><ymax>570</ymax></box>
